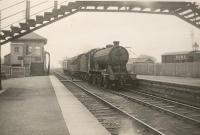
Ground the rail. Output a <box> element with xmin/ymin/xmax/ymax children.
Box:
<box><xmin>54</xmin><ymin>71</ymin><xmax>165</xmax><ymax>135</ymax></box>
<box><xmin>54</xmin><ymin>71</ymin><xmax>200</xmax><ymax>135</ymax></box>
<box><xmin>111</xmin><ymin>89</ymin><xmax>200</xmax><ymax>126</ymax></box>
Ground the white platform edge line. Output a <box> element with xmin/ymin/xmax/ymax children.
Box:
<box><xmin>49</xmin><ymin>75</ymin><xmax>111</xmax><ymax>135</ymax></box>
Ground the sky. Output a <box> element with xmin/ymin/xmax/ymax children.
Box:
<box><xmin>1</xmin><ymin>0</ymin><xmax>200</xmax><ymax>68</ymax></box>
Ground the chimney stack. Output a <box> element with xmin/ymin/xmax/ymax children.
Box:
<box><xmin>113</xmin><ymin>41</ymin><xmax>119</xmax><ymax>46</ymax></box>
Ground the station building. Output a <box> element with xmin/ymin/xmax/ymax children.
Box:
<box><xmin>4</xmin><ymin>32</ymin><xmax>49</xmax><ymax>76</ymax></box>
<box><xmin>162</xmin><ymin>51</ymin><xmax>200</xmax><ymax>63</ymax></box>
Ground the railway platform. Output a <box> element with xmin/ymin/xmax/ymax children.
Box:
<box><xmin>135</xmin><ymin>75</ymin><xmax>200</xmax><ymax>107</ymax></box>
<box><xmin>0</xmin><ymin>76</ymin><xmax>110</xmax><ymax>135</ymax></box>
<box><xmin>137</xmin><ymin>75</ymin><xmax>200</xmax><ymax>87</ymax></box>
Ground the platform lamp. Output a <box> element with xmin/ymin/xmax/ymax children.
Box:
<box><xmin>45</xmin><ymin>52</ymin><xmax>50</xmax><ymax>75</ymax></box>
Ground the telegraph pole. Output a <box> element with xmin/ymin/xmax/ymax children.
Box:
<box><xmin>54</xmin><ymin>0</ymin><xmax>58</xmax><ymax>10</ymax></box>
<box><xmin>26</xmin><ymin>0</ymin><xmax>30</xmax><ymax>22</ymax></box>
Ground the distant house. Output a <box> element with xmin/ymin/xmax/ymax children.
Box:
<box><xmin>128</xmin><ymin>55</ymin><xmax>155</xmax><ymax>64</ymax></box>
<box><xmin>126</xmin><ymin>56</ymin><xmax>155</xmax><ymax>74</ymax></box>
<box><xmin>4</xmin><ymin>32</ymin><xmax>48</xmax><ymax>76</ymax></box>
<box><xmin>161</xmin><ymin>51</ymin><xmax>200</xmax><ymax>63</ymax></box>
<box><xmin>133</xmin><ymin>58</ymin><xmax>155</xmax><ymax>63</ymax></box>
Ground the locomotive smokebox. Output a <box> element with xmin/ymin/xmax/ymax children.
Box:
<box><xmin>93</xmin><ymin>41</ymin><xmax>129</xmax><ymax>66</ymax></box>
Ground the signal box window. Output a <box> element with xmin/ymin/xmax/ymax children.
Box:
<box><xmin>33</xmin><ymin>46</ymin><xmax>41</xmax><ymax>56</ymax></box>
<box><xmin>26</xmin><ymin>46</ymin><xmax>41</xmax><ymax>56</ymax></box>
<box><xmin>26</xmin><ymin>46</ymin><xmax>32</xmax><ymax>55</ymax></box>
<box><xmin>14</xmin><ymin>47</ymin><xmax>19</xmax><ymax>53</ymax></box>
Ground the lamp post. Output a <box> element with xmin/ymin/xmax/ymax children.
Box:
<box><xmin>45</xmin><ymin>52</ymin><xmax>50</xmax><ymax>75</ymax></box>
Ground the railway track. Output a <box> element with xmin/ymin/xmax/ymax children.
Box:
<box><xmin>116</xmin><ymin>88</ymin><xmax>200</xmax><ymax>125</ymax></box>
<box><xmin>54</xmin><ymin>72</ymin><xmax>200</xmax><ymax>135</ymax></box>
<box><xmin>54</xmin><ymin>72</ymin><xmax>163</xmax><ymax>135</ymax></box>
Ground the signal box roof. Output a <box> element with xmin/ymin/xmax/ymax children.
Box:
<box><xmin>12</xmin><ymin>32</ymin><xmax>47</xmax><ymax>44</ymax></box>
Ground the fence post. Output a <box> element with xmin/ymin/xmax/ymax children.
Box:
<box><xmin>24</xmin><ymin>67</ymin><xmax>26</xmax><ymax>77</ymax></box>
<box><xmin>9</xmin><ymin>66</ymin><xmax>10</xmax><ymax>77</ymax></box>
<box><xmin>11</xmin><ymin>67</ymin><xmax>12</xmax><ymax>78</ymax></box>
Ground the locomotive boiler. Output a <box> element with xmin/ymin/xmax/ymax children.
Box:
<box><xmin>63</xmin><ymin>41</ymin><xmax>136</xmax><ymax>88</ymax></box>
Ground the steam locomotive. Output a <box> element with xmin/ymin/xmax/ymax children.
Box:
<box><xmin>63</xmin><ymin>41</ymin><xmax>136</xmax><ymax>88</ymax></box>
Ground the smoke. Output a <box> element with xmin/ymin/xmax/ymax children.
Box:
<box><xmin>118</xmin><ymin>119</ymin><xmax>141</xmax><ymax>135</ymax></box>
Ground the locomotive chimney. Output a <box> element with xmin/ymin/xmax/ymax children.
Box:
<box><xmin>113</xmin><ymin>41</ymin><xmax>119</xmax><ymax>46</ymax></box>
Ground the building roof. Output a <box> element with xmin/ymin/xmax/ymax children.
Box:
<box><xmin>162</xmin><ymin>50</ymin><xmax>200</xmax><ymax>56</ymax></box>
<box><xmin>162</xmin><ymin>51</ymin><xmax>190</xmax><ymax>56</ymax></box>
<box><xmin>128</xmin><ymin>58</ymin><xmax>154</xmax><ymax>63</ymax></box>
<box><xmin>12</xmin><ymin>32</ymin><xmax>47</xmax><ymax>44</ymax></box>
<box><xmin>134</xmin><ymin>58</ymin><xmax>154</xmax><ymax>63</ymax></box>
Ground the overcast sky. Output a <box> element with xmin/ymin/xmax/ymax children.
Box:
<box><xmin>1</xmin><ymin>0</ymin><xmax>200</xmax><ymax>68</ymax></box>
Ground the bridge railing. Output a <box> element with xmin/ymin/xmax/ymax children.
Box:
<box><xmin>0</xmin><ymin>0</ymin><xmax>200</xmax><ymax>46</ymax></box>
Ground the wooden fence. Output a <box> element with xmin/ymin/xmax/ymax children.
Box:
<box><xmin>1</xmin><ymin>65</ymin><xmax>30</xmax><ymax>78</ymax></box>
<box><xmin>127</xmin><ymin>62</ymin><xmax>200</xmax><ymax>78</ymax></box>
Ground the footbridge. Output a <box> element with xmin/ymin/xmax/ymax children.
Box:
<box><xmin>0</xmin><ymin>0</ymin><xmax>200</xmax><ymax>45</ymax></box>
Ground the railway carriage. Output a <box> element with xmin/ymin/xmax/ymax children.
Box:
<box><xmin>63</xmin><ymin>41</ymin><xmax>136</xmax><ymax>88</ymax></box>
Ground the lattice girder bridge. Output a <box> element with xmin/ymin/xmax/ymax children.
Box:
<box><xmin>0</xmin><ymin>1</ymin><xmax>200</xmax><ymax>45</ymax></box>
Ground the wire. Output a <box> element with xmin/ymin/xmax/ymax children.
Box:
<box><xmin>1</xmin><ymin>0</ymin><xmax>25</xmax><ymax>11</ymax></box>
<box><xmin>1</xmin><ymin>0</ymin><xmax>68</xmax><ymax>29</ymax></box>
<box><xmin>30</xmin><ymin>0</ymin><xmax>68</xmax><ymax>16</ymax></box>
<box><xmin>0</xmin><ymin>0</ymin><xmax>49</xmax><ymax>21</ymax></box>
<box><xmin>30</xmin><ymin>0</ymin><xmax>49</xmax><ymax>9</ymax></box>
<box><xmin>1</xmin><ymin>9</ymin><xmax>25</xmax><ymax>21</ymax></box>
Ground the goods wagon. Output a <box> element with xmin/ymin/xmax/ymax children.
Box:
<box><xmin>64</xmin><ymin>56</ymin><xmax>79</xmax><ymax>76</ymax></box>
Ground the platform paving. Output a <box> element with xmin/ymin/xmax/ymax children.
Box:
<box><xmin>0</xmin><ymin>76</ymin><xmax>69</xmax><ymax>135</ymax></box>
<box><xmin>137</xmin><ymin>75</ymin><xmax>200</xmax><ymax>87</ymax></box>
<box><xmin>50</xmin><ymin>75</ymin><xmax>111</xmax><ymax>135</ymax></box>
